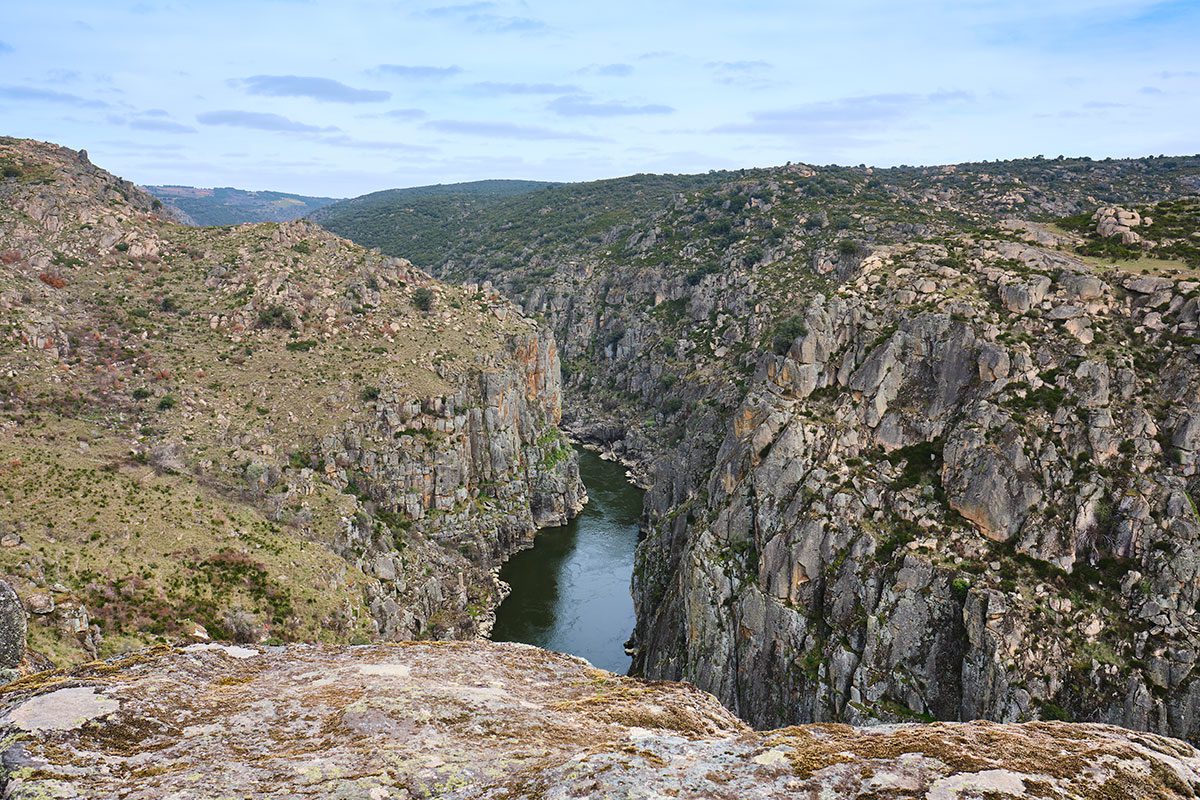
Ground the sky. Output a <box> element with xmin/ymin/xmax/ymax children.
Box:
<box><xmin>1</xmin><ymin>0</ymin><xmax>1198</xmax><ymax>197</ymax></box>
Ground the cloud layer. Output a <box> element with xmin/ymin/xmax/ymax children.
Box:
<box><xmin>547</xmin><ymin>96</ymin><xmax>673</xmax><ymax>117</ymax></box>
<box><xmin>375</xmin><ymin>64</ymin><xmax>462</xmax><ymax>80</ymax></box>
<box><xmin>196</xmin><ymin>111</ymin><xmax>336</xmax><ymax>133</ymax></box>
<box><xmin>424</xmin><ymin>119</ymin><xmax>604</xmax><ymax>141</ymax></box>
<box><xmin>1</xmin><ymin>0</ymin><xmax>1195</xmax><ymax>196</ymax></box>
<box><xmin>240</xmin><ymin>75</ymin><xmax>390</xmax><ymax>103</ymax></box>
<box><xmin>0</xmin><ymin>85</ymin><xmax>107</xmax><ymax>108</ymax></box>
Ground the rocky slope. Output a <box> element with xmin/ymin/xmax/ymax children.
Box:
<box><xmin>316</xmin><ymin>155</ymin><xmax>1200</xmax><ymax>740</ymax></box>
<box><xmin>0</xmin><ymin>137</ymin><xmax>582</xmax><ymax>667</ymax></box>
<box><xmin>3</xmin><ymin>640</ymin><xmax>1198</xmax><ymax>798</ymax></box>
<box><xmin>634</xmin><ymin>232</ymin><xmax>1200</xmax><ymax>736</ymax></box>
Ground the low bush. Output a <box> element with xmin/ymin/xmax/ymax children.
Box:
<box><xmin>412</xmin><ymin>287</ymin><xmax>434</xmax><ymax>312</ymax></box>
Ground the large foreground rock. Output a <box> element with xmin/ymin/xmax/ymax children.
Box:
<box><xmin>1</xmin><ymin>641</ymin><xmax>1197</xmax><ymax>798</ymax></box>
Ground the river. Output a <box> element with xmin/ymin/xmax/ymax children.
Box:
<box><xmin>490</xmin><ymin>448</ymin><xmax>644</xmax><ymax>674</ymax></box>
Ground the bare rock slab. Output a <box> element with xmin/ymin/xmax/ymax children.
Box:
<box><xmin>1</xmin><ymin>641</ymin><xmax>1198</xmax><ymax>798</ymax></box>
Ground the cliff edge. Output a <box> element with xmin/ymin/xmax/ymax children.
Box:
<box><xmin>1</xmin><ymin>640</ymin><xmax>1197</xmax><ymax>798</ymax></box>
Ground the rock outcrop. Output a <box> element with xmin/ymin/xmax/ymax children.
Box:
<box><xmin>2</xmin><ymin>641</ymin><xmax>1198</xmax><ymax>798</ymax></box>
<box><xmin>1094</xmin><ymin>205</ymin><xmax>1148</xmax><ymax>245</ymax></box>
<box><xmin>0</xmin><ymin>137</ymin><xmax>582</xmax><ymax>664</ymax></box>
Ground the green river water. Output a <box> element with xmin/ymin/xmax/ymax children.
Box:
<box><xmin>491</xmin><ymin>448</ymin><xmax>644</xmax><ymax>674</ymax></box>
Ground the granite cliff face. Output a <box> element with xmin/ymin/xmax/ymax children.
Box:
<box><xmin>3</xmin><ymin>640</ymin><xmax>1198</xmax><ymax>798</ymax></box>
<box><xmin>634</xmin><ymin>236</ymin><xmax>1200</xmax><ymax>739</ymax></box>
<box><xmin>324</xmin><ymin>158</ymin><xmax>1200</xmax><ymax>739</ymax></box>
<box><xmin>0</xmin><ymin>137</ymin><xmax>581</xmax><ymax>666</ymax></box>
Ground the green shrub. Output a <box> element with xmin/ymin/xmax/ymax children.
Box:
<box><xmin>1006</xmin><ymin>384</ymin><xmax>1066</xmax><ymax>414</ymax></box>
<box><xmin>257</xmin><ymin>305</ymin><xmax>293</xmax><ymax>329</ymax></box>
<box><xmin>685</xmin><ymin>262</ymin><xmax>720</xmax><ymax>285</ymax></box>
<box><xmin>876</xmin><ymin>518</ymin><xmax>921</xmax><ymax>561</ymax></box>
<box><xmin>771</xmin><ymin>315</ymin><xmax>808</xmax><ymax>355</ymax></box>
<box><xmin>1036</xmin><ymin>700</ymin><xmax>1073</xmax><ymax>721</ymax></box>
<box><xmin>157</xmin><ymin>395</ymin><xmax>177</xmax><ymax>410</ymax></box>
<box><xmin>887</xmin><ymin>439</ymin><xmax>945</xmax><ymax>492</ymax></box>
<box><xmin>412</xmin><ymin>287</ymin><xmax>434</xmax><ymax>312</ymax></box>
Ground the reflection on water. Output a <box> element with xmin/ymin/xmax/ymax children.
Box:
<box><xmin>490</xmin><ymin>448</ymin><xmax>643</xmax><ymax>674</ymax></box>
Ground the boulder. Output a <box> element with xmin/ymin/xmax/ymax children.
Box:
<box><xmin>1124</xmin><ymin>276</ymin><xmax>1174</xmax><ymax>295</ymax></box>
<box><xmin>998</xmin><ymin>275</ymin><xmax>1050</xmax><ymax>313</ymax></box>
<box><xmin>1094</xmin><ymin>206</ymin><xmax>1145</xmax><ymax>244</ymax></box>
<box><xmin>1059</xmin><ymin>273</ymin><xmax>1106</xmax><ymax>301</ymax></box>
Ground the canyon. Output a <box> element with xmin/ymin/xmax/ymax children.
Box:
<box><xmin>5</xmin><ymin>140</ymin><xmax>1200</xmax><ymax>794</ymax></box>
<box><xmin>320</xmin><ymin>155</ymin><xmax>1200</xmax><ymax>738</ymax></box>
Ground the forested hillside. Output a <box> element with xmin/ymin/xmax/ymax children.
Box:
<box><xmin>310</xmin><ymin>179</ymin><xmax>558</xmax><ymax>267</ymax></box>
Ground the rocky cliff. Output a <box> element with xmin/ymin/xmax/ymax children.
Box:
<box><xmin>634</xmin><ymin>233</ymin><xmax>1200</xmax><ymax>739</ymax></box>
<box><xmin>0</xmin><ymin>137</ymin><xmax>582</xmax><ymax>666</ymax></box>
<box><xmin>317</xmin><ymin>156</ymin><xmax>1200</xmax><ymax>740</ymax></box>
<box><xmin>3</xmin><ymin>640</ymin><xmax>1198</xmax><ymax>798</ymax></box>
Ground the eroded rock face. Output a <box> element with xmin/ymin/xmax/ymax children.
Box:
<box><xmin>1094</xmin><ymin>205</ymin><xmax>1147</xmax><ymax>245</ymax></box>
<box><xmin>319</xmin><ymin>155</ymin><xmax>1200</xmax><ymax>741</ymax></box>
<box><xmin>410</xmin><ymin>162</ymin><xmax>1200</xmax><ymax>741</ymax></box>
<box><xmin>2</xmin><ymin>641</ymin><xmax>1197</xmax><ymax>798</ymax></box>
<box><xmin>630</xmin><ymin>241</ymin><xmax>1200</xmax><ymax>739</ymax></box>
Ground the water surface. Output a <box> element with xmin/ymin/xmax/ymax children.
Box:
<box><xmin>491</xmin><ymin>448</ymin><xmax>643</xmax><ymax>674</ymax></box>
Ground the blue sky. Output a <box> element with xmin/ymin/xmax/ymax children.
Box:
<box><xmin>2</xmin><ymin>0</ymin><xmax>1198</xmax><ymax>196</ymax></box>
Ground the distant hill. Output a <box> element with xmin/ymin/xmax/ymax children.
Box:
<box><xmin>145</xmin><ymin>185</ymin><xmax>340</xmax><ymax>226</ymax></box>
<box><xmin>309</xmin><ymin>179</ymin><xmax>558</xmax><ymax>267</ymax></box>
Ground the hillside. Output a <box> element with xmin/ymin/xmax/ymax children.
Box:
<box><xmin>314</xmin><ymin>153</ymin><xmax>1200</xmax><ymax>742</ymax></box>
<box><xmin>145</xmin><ymin>185</ymin><xmax>340</xmax><ymax>226</ymax></box>
<box><xmin>311</xmin><ymin>156</ymin><xmax>1200</xmax><ymax>281</ymax></box>
<box><xmin>0</xmin><ymin>138</ymin><xmax>581</xmax><ymax>667</ymax></box>
<box><xmin>311</xmin><ymin>178</ymin><xmax>585</xmax><ymax>268</ymax></box>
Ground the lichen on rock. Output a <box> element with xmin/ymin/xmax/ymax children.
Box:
<box><xmin>1</xmin><ymin>641</ymin><xmax>1197</xmax><ymax>798</ymax></box>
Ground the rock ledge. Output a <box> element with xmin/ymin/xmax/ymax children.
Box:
<box><xmin>2</xmin><ymin>641</ymin><xmax>1197</xmax><ymax>798</ymax></box>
